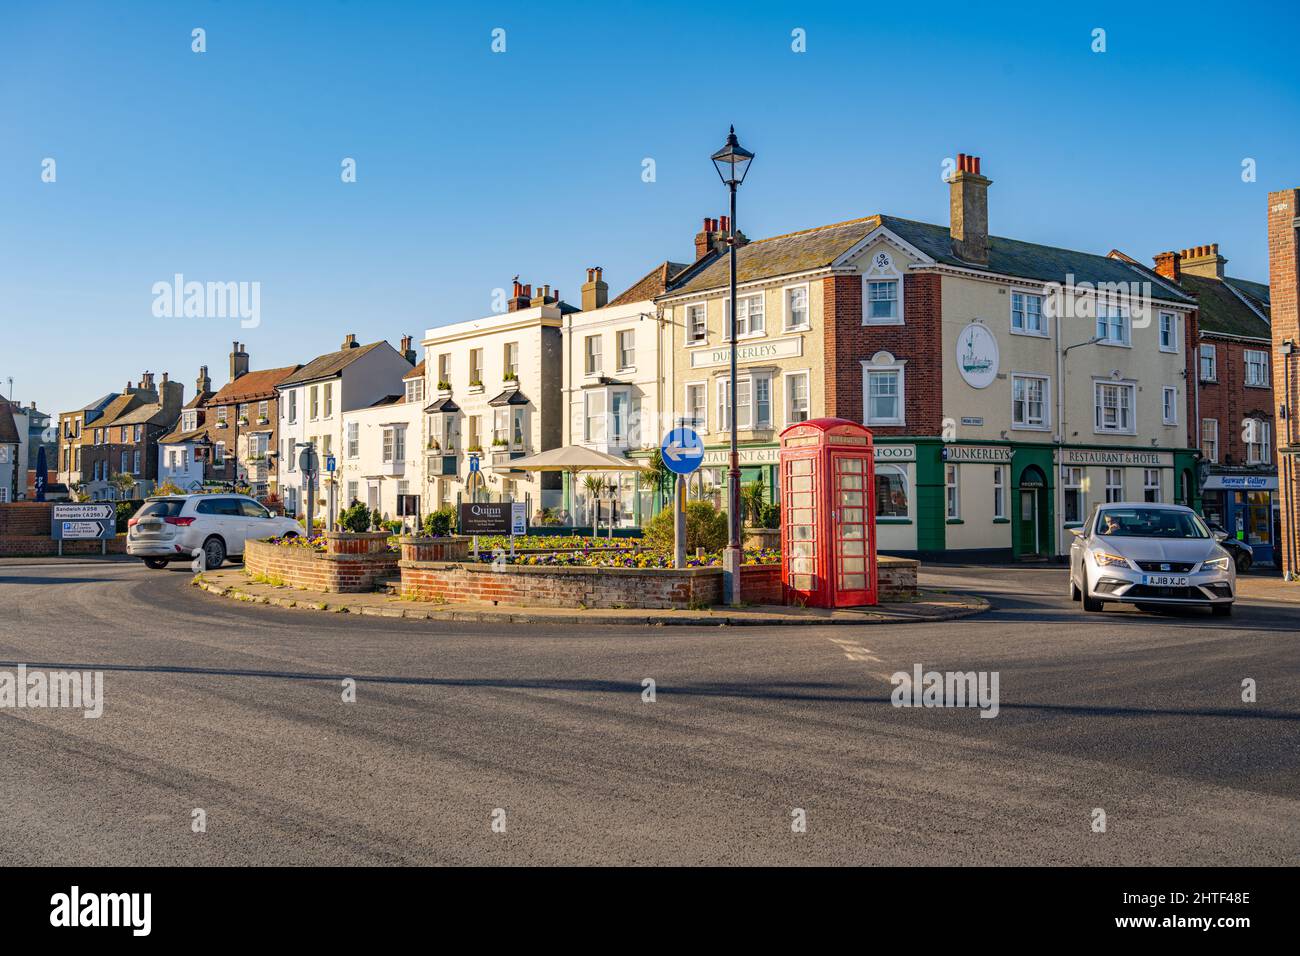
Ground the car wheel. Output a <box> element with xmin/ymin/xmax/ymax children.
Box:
<box><xmin>202</xmin><ymin>536</ymin><xmax>226</xmax><ymax>570</ymax></box>
<box><xmin>143</xmin><ymin>558</ymin><xmax>168</xmax><ymax>570</ymax></box>
<box><xmin>1235</xmin><ymin>553</ymin><xmax>1252</xmax><ymax>574</ymax></box>
<box><xmin>1081</xmin><ymin>574</ymin><xmax>1104</xmax><ymax>613</ymax></box>
<box><xmin>1212</xmin><ymin>603</ymin><xmax>1233</xmax><ymax>617</ymax></box>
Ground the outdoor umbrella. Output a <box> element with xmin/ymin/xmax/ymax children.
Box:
<box><xmin>505</xmin><ymin>445</ymin><xmax>644</xmax><ymax>535</ymax></box>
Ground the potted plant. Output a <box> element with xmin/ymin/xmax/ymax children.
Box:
<box><xmin>503</xmin><ymin>370</ymin><xmax>519</xmax><ymax>383</ymax></box>
<box><xmin>437</xmin><ymin>379</ymin><xmax>452</xmax><ymax>392</ymax></box>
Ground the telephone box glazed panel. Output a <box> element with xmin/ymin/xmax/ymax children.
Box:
<box><xmin>778</xmin><ymin>418</ymin><xmax>877</xmax><ymax>607</ymax></box>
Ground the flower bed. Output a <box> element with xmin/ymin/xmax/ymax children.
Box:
<box><xmin>473</xmin><ymin>547</ymin><xmax>778</xmax><ymax>569</ymax></box>
<box><xmin>471</xmin><ymin>534</ymin><xmax>639</xmax><ymax>553</ymax></box>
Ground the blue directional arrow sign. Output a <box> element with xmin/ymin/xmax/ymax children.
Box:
<box><xmin>661</xmin><ymin>427</ymin><xmax>704</xmax><ymax>476</ymax></box>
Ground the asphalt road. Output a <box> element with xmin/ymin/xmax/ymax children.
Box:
<box><xmin>0</xmin><ymin>560</ymin><xmax>1296</xmax><ymax>865</ymax></box>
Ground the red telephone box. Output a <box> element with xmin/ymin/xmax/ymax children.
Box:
<box><xmin>778</xmin><ymin>418</ymin><xmax>877</xmax><ymax>608</ymax></box>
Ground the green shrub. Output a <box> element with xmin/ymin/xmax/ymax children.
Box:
<box><xmin>338</xmin><ymin>500</ymin><xmax>371</xmax><ymax>533</ymax></box>
<box><xmin>759</xmin><ymin>501</ymin><xmax>780</xmax><ymax>530</ymax></box>
<box><xmin>115</xmin><ymin>500</ymin><xmax>143</xmax><ymax>532</ymax></box>
<box><xmin>643</xmin><ymin>500</ymin><xmax>728</xmax><ymax>553</ymax></box>
<box><xmin>422</xmin><ymin>506</ymin><xmax>457</xmax><ymax>537</ymax></box>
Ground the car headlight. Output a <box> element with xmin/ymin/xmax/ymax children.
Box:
<box><xmin>1203</xmin><ymin>555</ymin><xmax>1232</xmax><ymax>572</ymax></box>
<box><xmin>1091</xmin><ymin>549</ymin><xmax>1131</xmax><ymax>569</ymax></box>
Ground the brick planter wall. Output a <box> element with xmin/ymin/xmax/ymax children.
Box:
<box><xmin>399</xmin><ymin>536</ymin><xmax>470</xmax><ymax>563</ymax></box>
<box><xmin>0</xmin><ymin>535</ymin><xmax>126</xmax><ymax>557</ymax></box>
<box><xmin>324</xmin><ymin>531</ymin><xmax>392</xmax><ymax>555</ymax></box>
<box><xmin>878</xmin><ymin>555</ymin><xmax>918</xmax><ymax>599</ymax></box>
<box><xmin>244</xmin><ymin>538</ymin><xmax>398</xmax><ymax>593</ymax></box>
<box><xmin>400</xmin><ymin>560</ymin><xmax>723</xmax><ymax>610</ymax></box>
<box><xmin>0</xmin><ymin>502</ymin><xmax>54</xmax><ymax>536</ymax></box>
<box><xmin>740</xmin><ymin>564</ymin><xmax>783</xmax><ymax>604</ymax></box>
<box><xmin>0</xmin><ymin>503</ymin><xmax>127</xmax><ymax>556</ymax></box>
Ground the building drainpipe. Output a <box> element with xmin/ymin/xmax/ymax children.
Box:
<box><xmin>1055</xmin><ymin>305</ymin><xmax>1064</xmax><ymax>558</ymax></box>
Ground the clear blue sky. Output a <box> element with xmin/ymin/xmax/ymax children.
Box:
<box><xmin>2</xmin><ymin>0</ymin><xmax>1297</xmax><ymax>415</ymax></box>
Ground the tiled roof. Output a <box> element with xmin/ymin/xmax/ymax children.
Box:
<box><xmin>279</xmin><ymin>342</ymin><xmax>386</xmax><ymax>387</ymax></box>
<box><xmin>1224</xmin><ymin>276</ymin><xmax>1270</xmax><ymax>312</ymax></box>
<box><xmin>403</xmin><ymin>360</ymin><xmax>425</xmax><ymax>381</ymax></box>
<box><xmin>1180</xmin><ymin>274</ymin><xmax>1271</xmax><ymax>340</ymax></box>
<box><xmin>210</xmin><ymin>365</ymin><xmax>300</xmax><ymax>404</ymax></box>
<box><xmin>488</xmin><ymin>387</ymin><xmax>530</xmax><ymax>407</ymax></box>
<box><xmin>0</xmin><ymin>406</ymin><xmax>20</xmax><ymax>444</ymax></box>
<box><xmin>185</xmin><ymin>390</ymin><xmax>215</xmax><ymax>410</ymax></box>
<box><xmin>665</xmin><ymin>214</ymin><xmax>1195</xmax><ymax>305</ymax></box>
<box><xmin>114</xmin><ymin>401</ymin><xmax>172</xmax><ymax>426</ymax></box>
<box><xmin>424</xmin><ymin>396</ymin><xmax>460</xmax><ymax>414</ymax></box>
<box><xmin>367</xmin><ymin>394</ymin><xmax>403</xmax><ymax>408</ymax></box>
<box><xmin>95</xmin><ymin>393</ymin><xmax>142</xmax><ymax>427</ymax></box>
<box><xmin>607</xmin><ymin>261</ymin><xmax>692</xmax><ymax>308</ymax></box>
<box><xmin>158</xmin><ymin>426</ymin><xmax>211</xmax><ymax>445</ymax></box>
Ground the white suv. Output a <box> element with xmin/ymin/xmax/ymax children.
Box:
<box><xmin>127</xmin><ymin>494</ymin><xmax>301</xmax><ymax>569</ymax></box>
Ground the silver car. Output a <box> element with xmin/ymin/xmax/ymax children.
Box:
<box><xmin>1069</xmin><ymin>502</ymin><xmax>1235</xmax><ymax>616</ymax></box>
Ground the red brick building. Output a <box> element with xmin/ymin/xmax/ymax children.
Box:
<box><xmin>1150</xmin><ymin>244</ymin><xmax>1276</xmax><ymax>565</ymax></box>
<box><xmin>1268</xmin><ymin>188</ymin><xmax>1300</xmax><ymax>579</ymax></box>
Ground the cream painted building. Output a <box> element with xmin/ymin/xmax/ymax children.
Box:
<box><xmin>657</xmin><ymin>157</ymin><xmax>1200</xmax><ymax>560</ymax></box>
<box><xmin>561</xmin><ymin>264</ymin><xmax>685</xmax><ymax>525</ymax></box>
<box><xmin>338</xmin><ymin>361</ymin><xmax>426</xmax><ymax>522</ymax></box>
<box><xmin>422</xmin><ymin>283</ymin><xmax>568</xmax><ymax>515</ymax></box>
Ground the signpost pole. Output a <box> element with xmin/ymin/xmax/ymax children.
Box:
<box><xmin>674</xmin><ymin>475</ymin><xmax>686</xmax><ymax>569</ymax></box>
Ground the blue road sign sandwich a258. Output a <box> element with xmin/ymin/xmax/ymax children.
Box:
<box><xmin>661</xmin><ymin>427</ymin><xmax>704</xmax><ymax>476</ymax></box>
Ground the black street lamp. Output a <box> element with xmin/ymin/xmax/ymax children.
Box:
<box><xmin>711</xmin><ymin>126</ymin><xmax>754</xmax><ymax>605</ymax></box>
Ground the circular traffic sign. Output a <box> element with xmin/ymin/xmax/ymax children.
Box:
<box><xmin>661</xmin><ymin>427</ymin><xmax>704</xmax><ymax>476</ymax></box>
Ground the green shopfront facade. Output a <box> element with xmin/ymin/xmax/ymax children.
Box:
<box><xmin>870</xmin><ymin>438</ymin><xmax>1199</xmax><ymax>562</ymax></box>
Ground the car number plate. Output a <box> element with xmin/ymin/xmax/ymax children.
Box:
<box><xmin>1143</xmin><ymin>574</ymin><xmax>1189</xmax><ymax>587</ymax></box>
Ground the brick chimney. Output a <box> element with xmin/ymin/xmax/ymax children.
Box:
<box><xmin>949</xmin><ymin>152</ymin><xmax>992</xmax><ymax>265</ymax></box>
<box><xmin>229</xmin><ymin>342</ymin><xmax>249</xmax><ymax>381</ymax></box>
<box><xmin>398</xmin><ymin>334</ymin><xmax>416</xmax><ymax>364</ymax></box>
<box><xmin>1268</xmin><ymin>188</ymin><xmax>1299</xmax><ymax>578</ymax></box>
<box><xmin>196</xmin><ymin>365</ymin><xmax>211</xmax><ymax>395</ymax></box>
<box><xmin>1179</xmin><ymin>243</ymin><xmax>1226</xmax><ymax>280</ymax></box>
<box><xmin>581</xmin><ymin>267</ymin><xmax>609</xmax><ymax>311</ymax></box>
<box><xmin>1153</xmin><ymin>251</ymin><xmax>1182</xmax><ymax>282</ymax></box>
<box><xmin>140</xmin><ymin>371</ymin><xmax>155</xmax><ymax>391</ymax></box>
<box><xmin>695</xmin><ymin>217</ymin><xmax>726</xmax><ymax>260</ymax></box>
<box><xmin>341</xmin><ymin>334</ymin><xmax>358</xmax><ymax>350</ymax></box>
<box><xmin>508</xmin><ymin>279</ymin><xmax>531</xmax><ymax>312</ymax></box>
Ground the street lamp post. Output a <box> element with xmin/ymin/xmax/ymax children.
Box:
<box><xmin>711</xmin><ymin>126</ymin><xmax>754</xmax><ymax>606</ymax></box>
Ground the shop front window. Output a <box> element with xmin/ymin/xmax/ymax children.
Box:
<box><xmin>874</xmin><ymin>465</ymin><xmax>908</xmax><ymax>518</ymax></box>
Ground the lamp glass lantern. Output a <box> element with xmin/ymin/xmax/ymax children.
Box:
<box><xmin>711</xmin><ymin>126</ymin><xmax>754</xmax><ymax>186</ymax></box>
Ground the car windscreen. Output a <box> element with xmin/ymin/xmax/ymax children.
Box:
<box><xmin>1096</xmin><ymin>508</ymin><xmax>1210</xmax><ymax>539</ymax></box>
<box><xmin>137</xmin><ymin>498</ymin><xmax>186</xmax><ymax>519</ymax></box>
